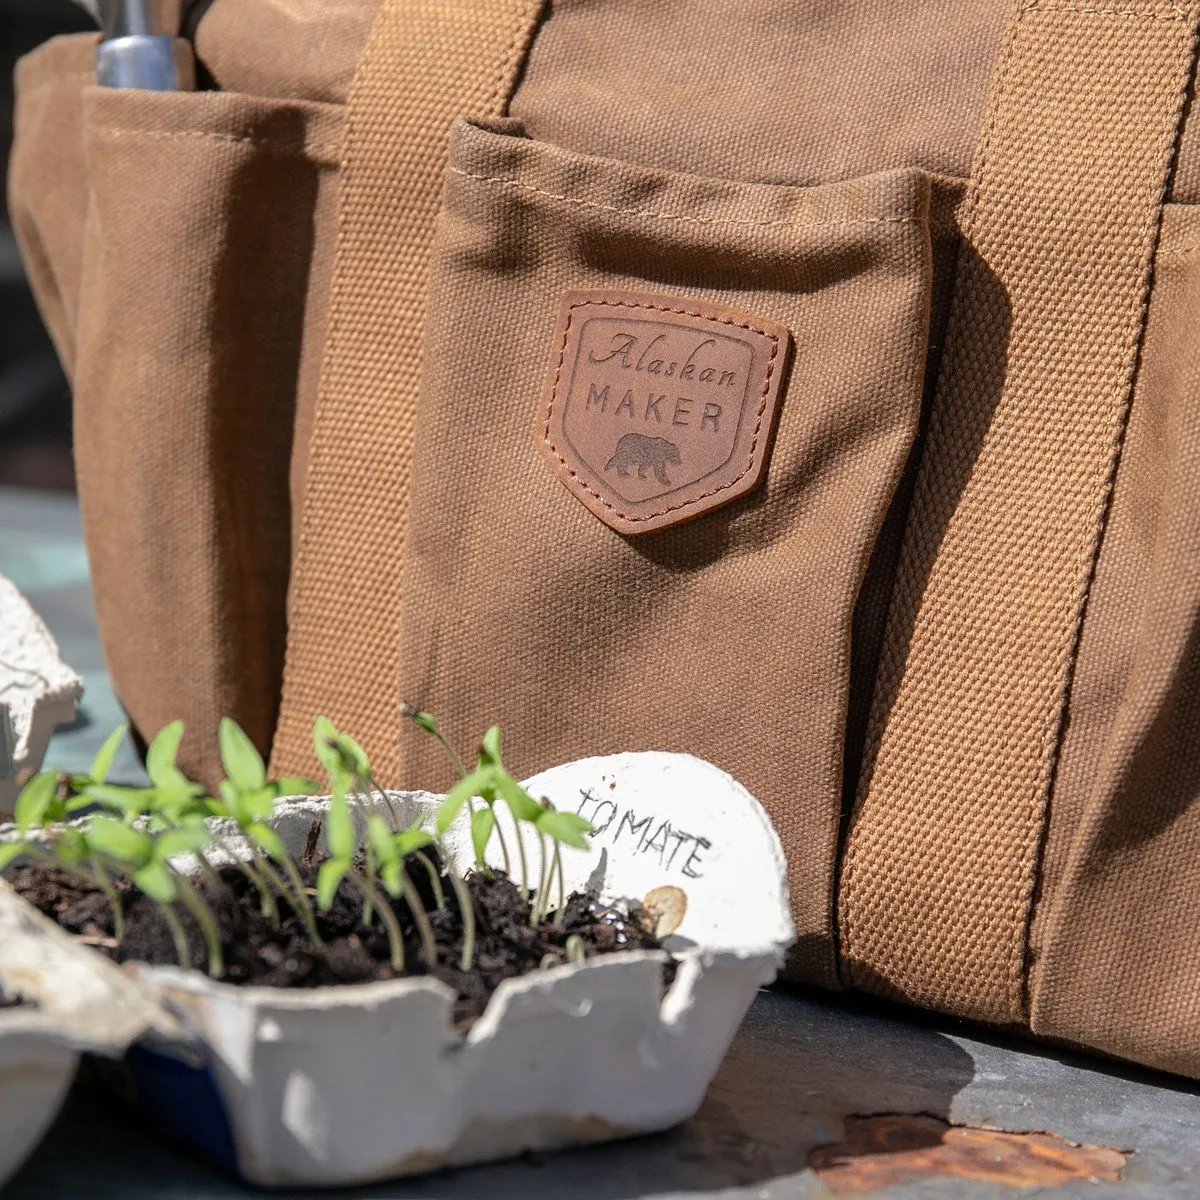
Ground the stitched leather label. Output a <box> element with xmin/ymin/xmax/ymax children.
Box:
<box><xmin>536</xmin><ymin>290</ymin><xmax>792</xmax><ymax>535</ymax></box>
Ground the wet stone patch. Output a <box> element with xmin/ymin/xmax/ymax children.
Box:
<box><xmin>808</xmin><ymin>1113</ymin><xmax>1127</xmax><ymax>1193</ymax></box>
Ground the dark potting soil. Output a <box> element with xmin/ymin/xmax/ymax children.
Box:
<box><xmin>7</xmin><ymin>847</ymin><xmax>670</xmax><ymax>1028</ymax></box>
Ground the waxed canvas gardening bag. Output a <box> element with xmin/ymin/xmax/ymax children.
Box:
<box><xmin>11</xmin><ymin>0</ymin><xmax>1200</xmax><ymax>1080</ymax></box>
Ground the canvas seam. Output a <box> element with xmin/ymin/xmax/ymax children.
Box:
<box><xmin>448</xmin><ymin>168</ymin><xmax>921</xmax><ymax>233</ymax></box>
<box><xmin>542</xmin><ymin>299</ymin><xmax>779</xmax><ymax>524</ymax></box>
<box><xmin>91</xmin><ymin>126</ymin><xmax>342</xmax><ymax>160</ymax></box>
<box><xmin>1021</xmin><ymin>0</ymin><xmax>1190</xmax><ymax>19</ymax></box>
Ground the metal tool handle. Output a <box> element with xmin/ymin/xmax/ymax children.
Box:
<box><xmin>95</xmin><ymin>0</ymin><xmax>196</xmax><ymax>91</ymax></box>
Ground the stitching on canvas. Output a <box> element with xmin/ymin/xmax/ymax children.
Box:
<box><xmin>542</xmin><ymin>299</ymin><xmax>779</xmax><ymax>524</ymax></box>
<box><xmin>1021</xmin><ymin>0</ymin><xmax>1189</xmax><ymax>19</ymax></box>
<box><xmin>91</xmin><ymin>126</ymin><xmax>342</xmax><ymax>159</ymax></box>
<box><xmin>449</xmin><ymin>168</ymin><xmax>920</xmax><ymax>232</ymax></box>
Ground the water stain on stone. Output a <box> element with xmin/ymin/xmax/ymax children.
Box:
<box><xmin>808</xmin><ymin>1113</ymin><xmax>1126</xmax><ymax>1193</ymax></box>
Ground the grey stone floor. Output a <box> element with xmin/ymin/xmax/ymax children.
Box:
<box><xmin>3</xmin><ymin>484</ymin><xmax>1200</xmax><ymax>1198</ymax></box>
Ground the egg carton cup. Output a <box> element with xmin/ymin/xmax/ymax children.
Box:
<box><xmin>8</xmin><ymin>751</ymin><xmax>794</xmax><ymax>1188</ymax></box>
<box><xmin>0</xmin><ymin>573</ymin><xmax>83</xmax><ymax>815</ymax></box>
<box><xmin>0</xmin><ymin>880</ymin><xmax>177</xmax><ymax>1187</ymax></box>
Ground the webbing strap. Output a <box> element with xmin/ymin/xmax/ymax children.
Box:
<box><xmin>839</xmin><ymin>0</ymin><xmax>1199</xmax><ymax>1023</ymax></box>
<box><xmin>272</xmin><ymin>0</ymin><xmax>545</xmax><ymax>779</ymax></box>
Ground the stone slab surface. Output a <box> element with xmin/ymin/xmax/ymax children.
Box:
<box><xmin>6</xmin><ymin>989</ymin><xmax>1200</xmax><ymax>1199</ymax></box>
<box><xmin>3</xmin><ymin>485</ymin><xmax>1199</xmax><ymax>1198</ymax></box>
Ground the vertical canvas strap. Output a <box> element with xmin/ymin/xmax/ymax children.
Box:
<box><xmin>271</xmin><ymin>0</ymin><xmax>545</xmax><ymax>778</ymax></box>
<box><xmin>840</xmin><ymin>0</ymin><xmax>1199</xmax><ymax>1023</ymax></box>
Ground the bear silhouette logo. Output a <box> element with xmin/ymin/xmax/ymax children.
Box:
<box><xmin>538</xmin><ymin>290</ymin><xmax>792</xmax><ymax>535</ymax></box>
<box><xmin>605</xmin><ymin>434</ymin><xmax>683</xmax><ymax>487</ymax></box>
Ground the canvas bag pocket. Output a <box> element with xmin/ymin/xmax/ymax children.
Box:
<box><xmin>8</xmin><ymin>34</ymin><xmax>344</xmax><ymax>781</ymax></box>
<box><xmin>397</xmin><ymin>117</ymin><xmax>936</xmax><ymax>984</ymax></box>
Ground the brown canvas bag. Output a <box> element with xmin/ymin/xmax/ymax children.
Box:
<box><xmin>10</xmin><ymin>0</ymin><xmax>1200</xmax><ymax>1079</ymax></box>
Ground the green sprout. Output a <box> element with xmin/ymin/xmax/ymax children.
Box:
<box><xmin>313</xmin><ymin>721</ymin><xmax>412</xmax><ymax>972</ymax></box>
<box><xmin>366</xmin><ymin>817</ymin><xmax>439</xmax><ymax>969</ymax></box>
<box><xmin>84</xmin><ymin>816</ymin><xmax>223</xmax><ymax>977</ymax></box>
<box><xmin>210</xmin><ymin>718</ymin><xmax>321</xmax><ymax>945</ymax></box>
<box><xmin>400</xmin><ymin>708</ymin><xmax>492</xmax><ymax>969</ymax></box>
<box><xmin>0</xmin><ymin>724</ymin><xmax>138</xmax><ymax>935</ymax></box>
<box><xmin>414</xmin><ymin>718</ymin><xmax>593</xmax><ymax>927</ymax></box>
<box><xmin>3</xmin><ymin>710</ymin><xmax>594</xmax><ymax>990</ymax></box>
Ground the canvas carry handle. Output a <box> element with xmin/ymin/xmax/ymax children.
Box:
<box><xmin>839</xmin><ymin>0</ymin><xmax>1200</xmax><ymax>1024</ymax></box>
<box><xmin>271</xmin><ymin>0</ymin><xmax>546</xmax><ymax>780</ymax></box>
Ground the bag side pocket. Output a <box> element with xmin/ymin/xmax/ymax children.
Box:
<box><xmin>398</xmin><ymin>118</ymin><xmax>936</xmax><ymax>985</ymax></box>
<box><xmin>9</xmin><ymin>34</ymin><xmax>99</xmax><ymax>377</ymax></box>
<box><xmin>12</xmin><ymin>45</ymin><xmax>344</xmax><ymax>782</ymax></box>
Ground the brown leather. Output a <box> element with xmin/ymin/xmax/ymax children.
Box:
<box><xmin>536</xmin><ymin>290</ymin><xmax>792</xmax><ymax>535</ymax></box>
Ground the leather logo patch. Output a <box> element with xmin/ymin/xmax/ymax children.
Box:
<box><xmin>536</xmin><ymin>290</ymin><xmax>792</xmax><ymax>535</ymax></box>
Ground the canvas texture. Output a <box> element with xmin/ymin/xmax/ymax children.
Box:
<box><xmin>10</xmin><ymin>0</ymin><xmax>1200</xmax><ymax>1077</ymax></box>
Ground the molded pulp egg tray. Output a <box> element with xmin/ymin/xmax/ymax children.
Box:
<box><xmin>0</xmin><ymin>883</ymin><xmax>171</xmax><ymax>1187</ymax></box>
<box><xmin>8</xmin><ymin>752</ymin><xmax>794</xmax><ymax>1188</ymax></box>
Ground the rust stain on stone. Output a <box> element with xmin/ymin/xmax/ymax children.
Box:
<box><xmin>808</xmin><ymin>1114</ymin><xmax>1127</xmax><ymax>1193</ymax></box>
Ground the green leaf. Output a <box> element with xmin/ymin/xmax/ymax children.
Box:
<box><xmin>214</xmin><ymin>778</ymin><xmax>243</xmax><ymax>820</ymax></box>
<box><xmin>325</xmin><ymin>779</ymin><xmax>354</xmax><ymax>861</ymax></box>
<box><xmin>471</xmin><ymin>806</ymin><xmax>495</xmax><ymax>866</ymax></box>
<box><xmin>0</xmin><ymin>842</ymin><xmax>27</xmax><ymax>871</ymax></box>
<box><xmin>394</xmin><ymin>827</ymin><xmax>434</xmax><ymax>857</ymax></box>
<box><xmin>312</xmin><ymin>716</ymin><xmax>342</xmax><ymax>774</ymax></box>
<box><xmin>84</xmin><ymin>783</ymin><xmax>156</xmax><ymax>818</ymax></box>
<box><xmin>145</xmin><ymin>720</ymin><xmax>185</xmax><ymax>789</ymax></box>
<box><xmin>435</xmin><ymin>766</ymin><xmax>492</xmax><ymax>834</ymax></box>
<box><xmin>247</xmin><ymin>822</ymin><xmax>286</xmax><ymax>862</ymax></box>
<box><xmin>241</xmin><ymin>786</ymin><xmax>276</xmax><ymax>824</ymax></box>
<box><xmin>15</xmin><ymin>771</ymin><xmax>59</xmax><ymax>833</ymax></box>
<box><xmin>493</xmin><ymin>770</ymin><xmax>542</xmax><ymax>823</ymax></box>
<box><xmin>152</xmin><ymin>781</ymin><xmax>209</xmax><ymax>824</ymax></box>
<box><xmin>219</xmin><ymin>718</ymin><xmax>267</xmax><ymax>793</ymax></box>
<box><xmin>409</xmin><ymin>709</ymin><xmax>441</xmax><ymax>737</ymax></box>
<box><xmin>336</xmin><ymin>731</ymin><xmax>370</xmax><ymax>776</ymax></box>
<box><xmin>133</xmin><ymin>860</ymin><xmax>177</xmax><ymax>903</ymax></box>
<box><xmin>479</xmin><ymin>725</ymin><xmax>502</xmax><ymax>768</ymax></box>
<box><xmin>379</xmin><ymin>859</ymin><xmax>402</xmax><ymax>897</ymax></box>
<box><xmin>367</xmin><ymin>815</ymin><xmax>397</xmax><ymax>865</ymax></box>
<box><xmin>311</xmin><ymin>717</ymin><xmax>369</xmax><ymax>779</ymax></box>
<box><xmin>535</xmin><ymin>809</ymin><xmax>593</xmax><ymax>850</ymax></box>
<box><xmin>88</xmin><ymin>724</ymin><xmax>128</xmax><ymax>785</ymax></box>
<box><xmin>315</xmin><ymin>858</ymin><xmax>347</xmax><ymax>911</ymax></box>
<box><xmin>56</xmin><ymin>828</ymin><xmax>88</xmax><ymax>863</ymax></box>
<box><xmin>272</xmin><ymin>776</ymin><xmax>318</xmax><ymax>797</ymax></box>
<box><xmin>155</xmin><ymin>825</ymin><xmax>213</xmax><ymax>861</ymax></box>
<box><xmin>155</xmin><ymin>773</ymin><xmax>203</xmax><ymax>801</ymax></box>
<box><xmin>85</xmin><ymin>817</ymin><xmax>152</xmax><ymax>865</ymax></box>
